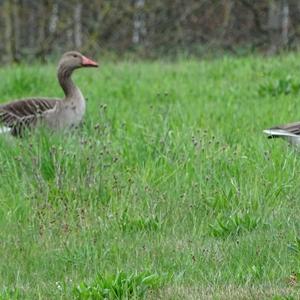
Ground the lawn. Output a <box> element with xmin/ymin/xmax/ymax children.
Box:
<box><xmin>0</xmin><ymin>54</ymin><xmax>300</xmax><ymax>299</ymax></box>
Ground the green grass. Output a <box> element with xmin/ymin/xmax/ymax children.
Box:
<box><xmin>1</xmin><ymin>54</ymin><xmax>300</xmax><ymax>299</ymax></box>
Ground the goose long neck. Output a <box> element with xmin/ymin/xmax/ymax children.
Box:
<box><xmin>57</xmin><ymin>65</ymin><xmax>77</xmax><ymax>98</ymax></box>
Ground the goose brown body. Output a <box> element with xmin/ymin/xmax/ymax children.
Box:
<box><xmin>0</xmin><ymin>51</ymin><xmax>98</xmax><ymax>137</ymax></box>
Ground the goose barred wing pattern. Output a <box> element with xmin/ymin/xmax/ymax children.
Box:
<box><xmin>0</xmin><ymin>98</ymin><xmax>59</xmax><ymax>136</ymax></box>
<box><xmin>270</xmin><ymin>122</ymin><xmax>300</xmax><ymax>136</ymax></box>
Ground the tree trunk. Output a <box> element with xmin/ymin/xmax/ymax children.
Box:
<box><xmin>281</xmin><ymin>0</ymin><xmax>289</xmax><ymax>47</ymax></box>
<box><xmin>268</xmin><ymin>0</ymin><xmax>289</xmax><ymax>54</ymax></box>
<box><xmin>221</xmin><ymin>0</ymin><xmax>234</xmax><ymax>39</ymax></box>
<box><xmin>132</xmin><ymin>0</ymin><xmax>146</xmax><ymax>45</ymax></box>
<box><xmin>74</xmin><ymin>2</ymin><xmax>83</xmax><ymax>49</ymax></box>
<box><xmin>3</xmin><ymin>0</ymin><xmax>19</xmax><ymax>62</ymax></box>
<box><xmin>12</xmin><ymin>0</ymin><xmax>20</xmax><ymax>62</ymax></box>
<box><xmin>37</xmin><ymin>1</ymin><xmax>47</xmax><ymax>61</ymax></box>
<box><xmin>49</xmin><ymin>3</ymin><xmax>58</xmax><ymax>34</ymax></box>
<box><xmin>11</xmin><ymin>0</ymin><xmax>20</xmax><ymax>62</ymax></box>
<box><xmin>4</xmin><ymin>0</ymin><xmax>13</xmax><ymax>62</ymax></box>
<box><xmin>28</xmin><ymin>3</ymin><xmax>36</xmax><ymax>50</ymax></box>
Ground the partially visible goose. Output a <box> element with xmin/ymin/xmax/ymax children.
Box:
<box><xmin>0</xmin><ymin>51</ymin><xmax>98</xmax><ymax>137</ymax></box>
<box><xmin>263</xmin><ymin>122</ymin><xmax>300</xmax><ymax>148</ymax></box>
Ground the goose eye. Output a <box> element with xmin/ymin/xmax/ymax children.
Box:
<box><xmin>73</xmin><ymin>54</ymin><xmax>78</xmax><ymax>58</ymax></box>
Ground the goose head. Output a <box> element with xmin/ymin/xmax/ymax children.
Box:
<box><xmin>58</xmin><ymin>51</ymin><xmax>98</xmax><ymax>73</ymax></box>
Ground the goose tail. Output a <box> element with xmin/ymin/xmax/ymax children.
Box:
<box><xmin>0</xmin><ymin>127</ymin><xmax>11</xmax><ymax>134</ymax></box>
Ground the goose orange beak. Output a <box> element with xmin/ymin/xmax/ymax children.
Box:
<box><xmin>81</xmin><ymin>55</ymin><xmax>98</xmax><ymax>67</ymax></box>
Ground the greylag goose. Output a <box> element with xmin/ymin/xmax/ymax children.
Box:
<box><xmin>0</xmin><ymin>51</ymin><xmax>98</xmax><ymax>137</ymax></box>
<box><xmin>263</xmin><ymin>122</ymin><xmax>300</xmax><ymax>148</ymax></box>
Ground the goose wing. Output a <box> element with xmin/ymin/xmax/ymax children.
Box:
<box><xmin>277</xmin><ymin>122</ymin><xmax>300</xmax><ymax>135</ymax></box>
<box><xmin>264</xmin><ymin>121</ymin><xmax>300</xmax><ymax>138</ymax></box>
<box><xmin>0</xmin><ymin>98</ymin><xmax>60</xmax><ymax>136</ymax></box>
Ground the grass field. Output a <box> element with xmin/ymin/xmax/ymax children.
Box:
<box><xmin>1</xmin><ymin>54</ymin><xmax>300</xmax><ymax>299</ymax></box>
